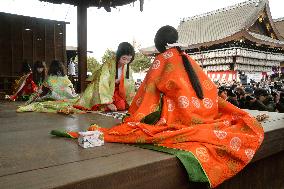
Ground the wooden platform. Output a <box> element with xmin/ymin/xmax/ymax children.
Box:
<box><xmin>0</xmin><ymin>101</ymin><xmax>284</xmax><ymax>189</ymax></box>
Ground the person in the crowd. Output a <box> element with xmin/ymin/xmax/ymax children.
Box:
<box><xmin>74</xmin><ymin>42</ymin><xmax>136</xmax><ymax>111</ymax></box>
<box><xmin>52</xmin><ymin>26</ymin><xmax>264</xmax><ymax>188</ymax></box>
<box><xmin>276</xmin><ymin>92</ymin><xmax>284</xmax><ymax>113</ymax></box>
<box><xmin>17</xmin><ymin>60</ymin><xmax>79</xmax><ymax>113</ymax></box>
<box><xmin>33</xmin><ymin>61</ymin><xmax>47</xmax><ymax>86</ymax></box>
<box><xmin>217</xmin><ymin>86</ymin><xmax>228</xmax><ymax>100</ymax></box>
<box><xmin>226</xmin><ymin>90</ymin><xmax>239</xmax><ymax>107</ymax></box>
<box><xmin>68</xmin><ymin>57</ymin><xmax>76</xmax><ymax>77</ymax></box>
<box><xmin>8</xmin><ymin>61</ymin><xmax>37</xmax><ymax>101</ymax></box>
<box><xmin>239</xmin><ymin>71</ymin><xmax>248</xmax><ymax>85</ymax></box>
<box><xmin>235</xmin><ymin>86</ymin><xmax>247</xmax><ymax>108</ymax></box>
<box><xmin>253</xmin><ymin>88</ymin><xmax>276</xmax><ymax>112</ymax></box>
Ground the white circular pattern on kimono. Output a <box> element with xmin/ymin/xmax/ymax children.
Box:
<box><xmin>196</xmin><ymin>147</ymin><xmax>209</xmax><ymax>162</ymax></box>
<box><xmin>213</xmin><ymin>130</ymin><xmax>227</xmax><ymax>139</ymax></box>
<box><xmin>223</xmin><ymin>120</ymin><xmax>230</xmax><ymax>126</ymax></box>
<box><xmin>156</xmin><ymin>118</ymin><xmax>167</xmax><ymax>126</ymax></box>
<box><xmin>167</xmin><ymin>99</ymin><xmax>175</xmax><ymax>112</ymax></box>
<box><xmin>191</xmin><ymin>97</ymin><xmax>200</xmax><ymax>108</ymax></box>
<box><xmin>231</xmin><ymin>113</ymin><xmax>241</xmax><ymax>121</ymax></box>
<box><xmin>203</xmin><ymin>98</ymin><xmax>213</xmax><ymax>109</ymax></box>
<box><xmin>152</xmin><ymin>60</ymin><xmax>160</xmax><ymax>69</ymax></box>
<box><xmin>245</xmin><ymin>149</ymin><xmax>255</xmax><ymax>160</ymax></box>
<box><xmin>127</xmin><ymin>122</ymin><xmax>139</xmax><ymax>127</ymax></box>
<box><xmin>178</xmin><ymin>96</ymin><xmax>189</xmax><ymax>108</ymax></box>
<box><xmin>162</xmin><ymin>51</ymin><xmax>173</xmax><ymax>59</ymax></box>
<box><xmin>136</xmin><ymin>97</ymin><xmax>142</xmax><ymax>107</ymax></box>
<box><xmin>230</xmin><ymin>137</ymin><xmax>241</xmax><ymax>151</ymax></box>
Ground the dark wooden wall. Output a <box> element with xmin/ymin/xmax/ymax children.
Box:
<box><xmin>0</xmin><ymin>12</ymin><xmax>67</xmax><ymax>93</ymax></box>
<box><xmin>0</xmin><ymin>12</ymin><xmax>67</xmax><ymax>77</ymax></box>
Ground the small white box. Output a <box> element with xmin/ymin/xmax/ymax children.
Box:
<box><xmin>78</xmin><ymin>130</ymin><xmax>104</xmax><ymax>148</ymax></box>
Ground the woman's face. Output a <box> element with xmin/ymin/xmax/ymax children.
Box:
<box><xmin>118</xmin><ymin>55</ymin><xmax>132</xmax><ymax>67</ymax></box>
<box><xmin>37</xmin><ymin>67</ymin><xmax>44</xmax><ymax>73</ymax></box>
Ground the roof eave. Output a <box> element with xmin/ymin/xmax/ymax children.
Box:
<box><xmin>185</xmin><ymin>32</ymin><xmax>245</xmax><ymax>49</ymax></box>
<box><xmin>263</xmin><ymin>2</ymin><xmax>284</xmax><ymax>40</ymax></box>
<box><xmin>244</xmin><ymin>32</ymin><xmax>284</xmax><ymax>48</ymax></box>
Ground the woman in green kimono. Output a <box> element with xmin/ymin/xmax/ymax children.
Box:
<box><xmin>74</xmin><ymin>42</ymin><xmax>136</xmax><ymax>111</ymax></box>
<box><xmin>17</xmin><ymin>60</ymin><xmax>79</xmax><ymax>113</ymax></box>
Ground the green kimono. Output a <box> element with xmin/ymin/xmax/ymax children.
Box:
<box><xmin>74</xmin><ymin>56</ymin><xmax>136</xmax><ymax>110</ymax></box>
<box><xmin>17</xmin><ymin>75</ymin><xmax>80</xmax><ymax>113</ymax></box>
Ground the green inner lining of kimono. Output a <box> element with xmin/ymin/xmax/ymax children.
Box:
<box><xmin>135</xmin><ymin>144</ymin><xmax>209</xmax><ymax>184</ymax></box>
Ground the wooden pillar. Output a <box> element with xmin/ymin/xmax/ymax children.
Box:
<box><xmin>44</xmin><ymin>23</ymin><xmax>46</xmax><ymax>62</ymax></box>
<box><xmin>77</xmin><ymin>4</ymin><xmax>88</xmax><ymax>92</ymax></box>
<box><xmin>10</xmin><ymin>18</ymin><xmax>14</xmax><ymax>76</ymax></box>
<box><xmin>53</xmin><ymin>23</ymin><xmax>56</xmax><ymax>60</ymax></box>
<box><xmin>62</xmin><ymin>23</ymin><xmax>67</xmax><ymax>64</ymax></box>
<box><xmin>32</xmin><ymin>24</ymin><xmax>35</xmax><ymax>64</ymax></box>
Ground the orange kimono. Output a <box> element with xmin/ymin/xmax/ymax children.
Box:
<box><xmin>98</xmin><ymin>48</ymin><xmax>264</xmax><ymax>187</ymax></box>
<box><xmin>52</xmin><ymin>47</ymin><xmax>264</xmax><ymax>187</ymax></box>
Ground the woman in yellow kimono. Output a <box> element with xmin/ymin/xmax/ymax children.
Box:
<box><xmin>74</xmin><ymin>42</ymin><xmax>136</xmax><ymax>111</ymax></box>
<box><xmin>52</xmin><ymin>26</ymin><xmax>264</xmax><ymax>188</ymax></box>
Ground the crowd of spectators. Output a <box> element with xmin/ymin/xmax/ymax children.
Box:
<box><xmin>217</xmin><ymin>79</ymin><xmax>284</xmax><ymax>113</ymax></box>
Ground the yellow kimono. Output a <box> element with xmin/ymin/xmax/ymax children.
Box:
<box><xmin>74</xmin><ymin>55</ymin><xmax>136</xmax><ymax>110</ymax></box>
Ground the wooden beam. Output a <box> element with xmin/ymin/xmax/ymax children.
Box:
<box><xmin>77</xmin><ymin>4</ymin><xmax>88</xmax><ymax>92</ymax></box>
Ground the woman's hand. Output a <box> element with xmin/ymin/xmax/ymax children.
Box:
<box><xmin>107</xmin><ymin>104</ymin><xmax>117</xmax><ymax>111</ymax></box>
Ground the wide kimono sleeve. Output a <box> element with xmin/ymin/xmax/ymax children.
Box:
<box><xmin>98</xmin><ymin>59</ymin><xmax>116</xmax><ymax>104</ymax></box>
<box><xmin>125</xmin><ymin>54</ymin><xmax>165</xmax><ymax>122</ymax></box>
<box><xmin>74</xmin><ymin>60</ymin><xmax>116</xmax><ymax>109</ymax></box>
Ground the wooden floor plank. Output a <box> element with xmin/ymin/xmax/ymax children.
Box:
<box><xmin>1</xmin><ymin>101</ymin><xmax>284</xmax><ymax>189</ymax></box>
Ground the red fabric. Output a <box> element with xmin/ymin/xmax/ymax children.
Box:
<box><xmin>11</xmin><ymin>73</ymin><xmax>37</xmax><ymax>100</ymax></box>
<box><xmin>22</xmin><ymin>74</ymin><xmax>37</xmax><ymax>95</ymax></box>
<box><xmin>113</xmin><ymin>84</ymin><xmax>128</xmax><ymax>111</ymax></box>
<box><xmin>118</xmin><ymin>66</ymin><xmax>126</xmax><ymax>100</ymax></box>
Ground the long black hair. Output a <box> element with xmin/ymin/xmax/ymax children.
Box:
<box><xmin>48</xmin><ymin>60</ymin><xmax>66</xmax><ymax>76</ymax></box>
<box><xmin>21</xmin><ymin>60</ymin><xmax>32</xmax><ymax>75</ymax></box>
<box><xmin>115</xmin><ymin>42</ymin><xmax>135</xmax><ymax>79</ymax></box>
<box><xmin>154</xmin><ymin>25</ymin><xmax>204</xmax><ymax>99</ymax></box>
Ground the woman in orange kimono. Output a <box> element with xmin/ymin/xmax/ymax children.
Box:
<box><xmin>52</xmin><ymin>26</ymin><xmax>264</xmax><ymax>188</ymax></box>
<box><xmin>101</xmin><ymin>26</ymin><xmax>264</xmax><ymax>187</ymax></box>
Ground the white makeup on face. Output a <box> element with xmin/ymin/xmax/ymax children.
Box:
<box><xmin>37</xmin><ymin>68</ymin><xmax>44</xmax><ymax>73</ymax></box>
<box><xmin>118</xmin><ymin>55</ymin><xmax>132</xmax><ymax>67</ymax></box>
